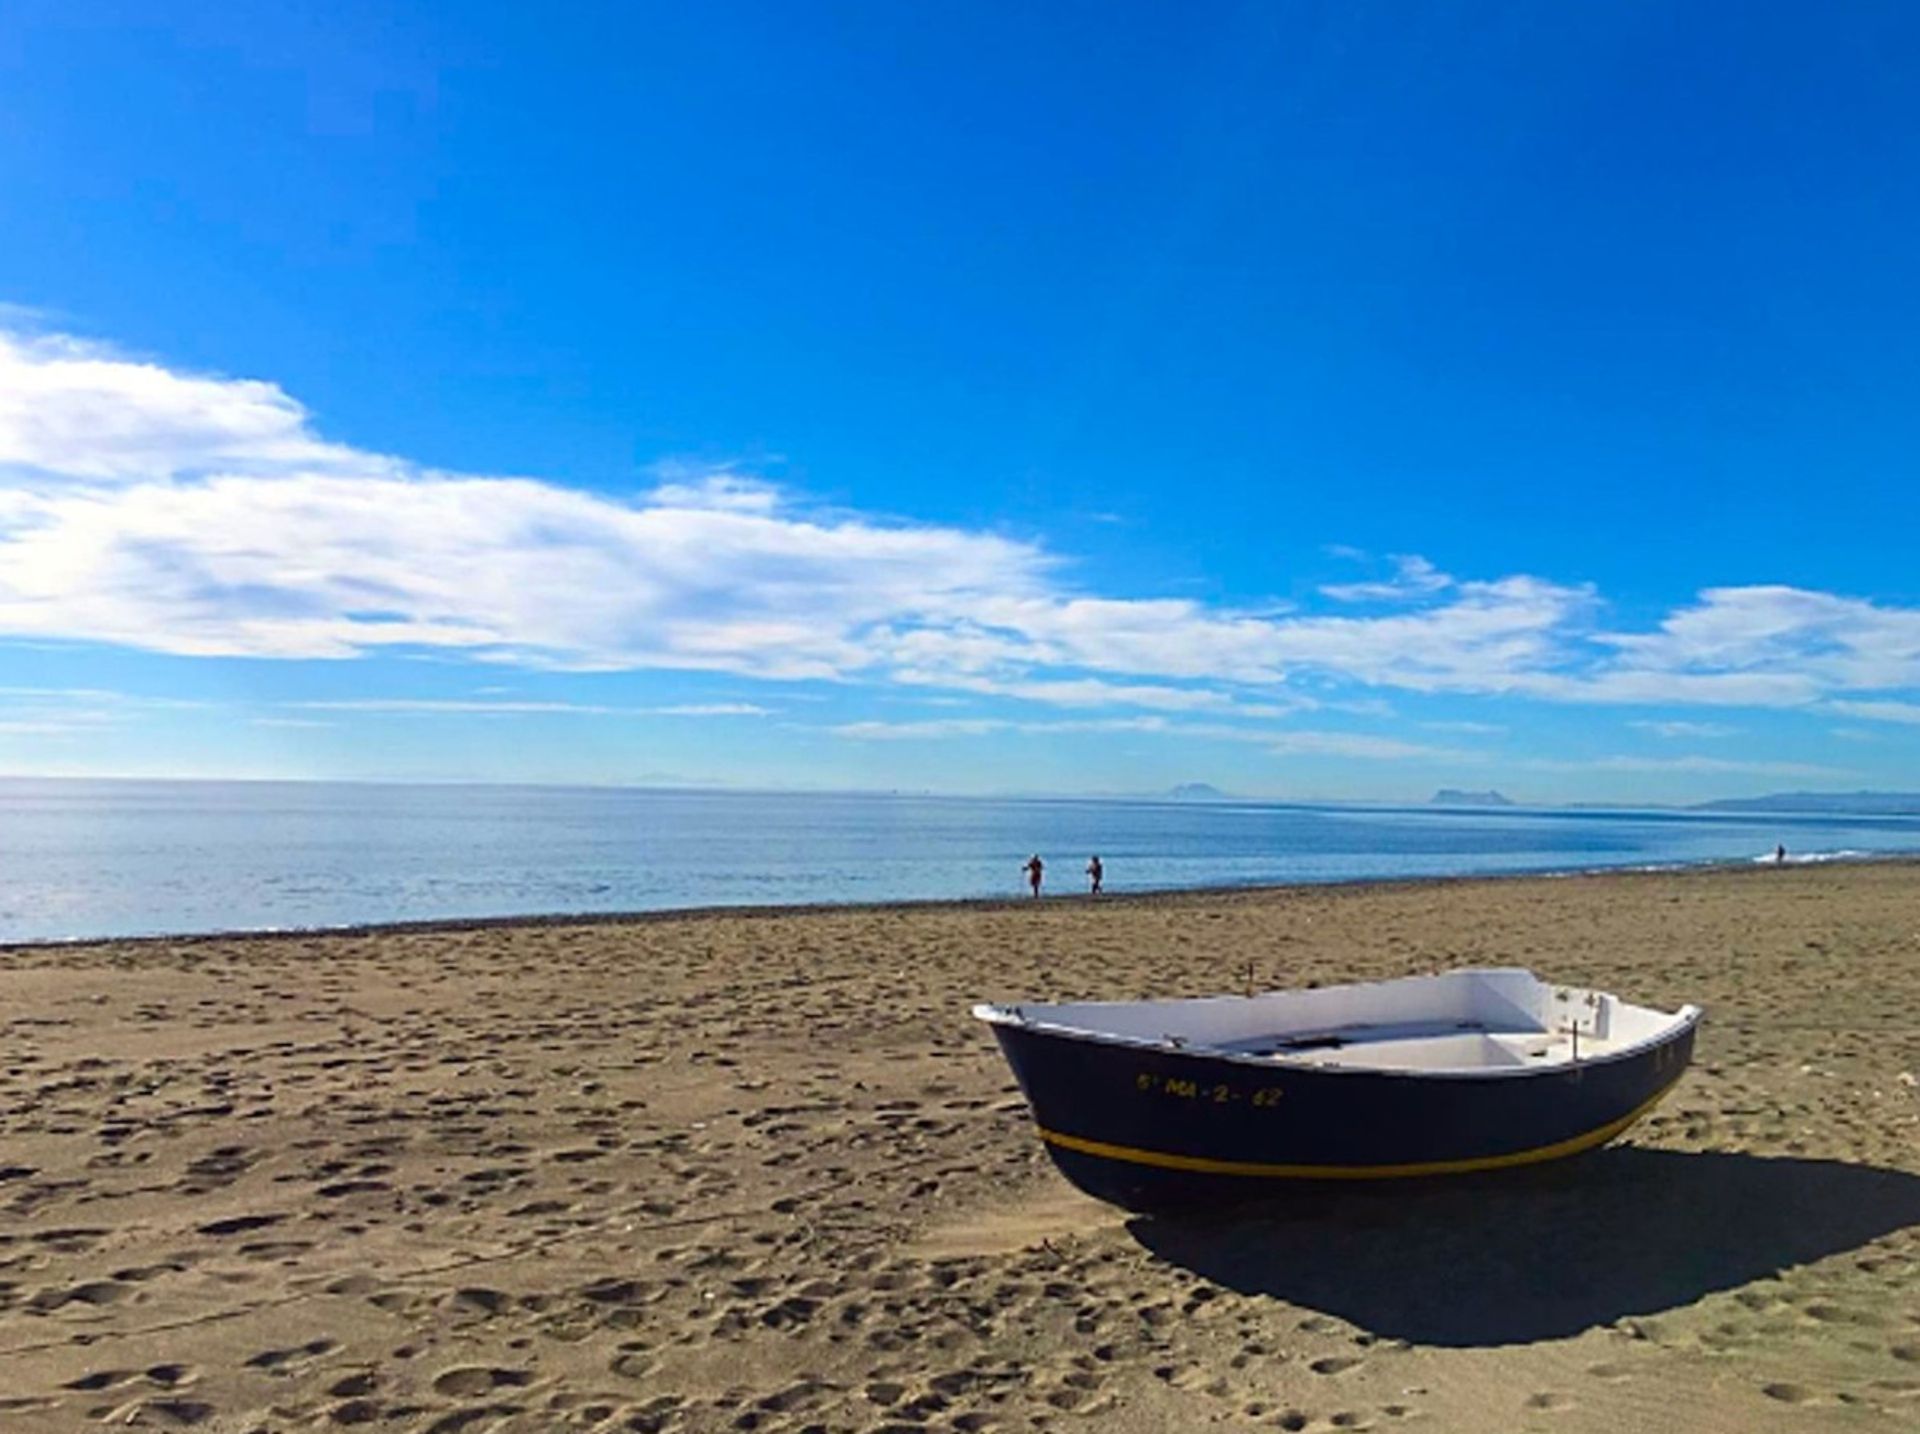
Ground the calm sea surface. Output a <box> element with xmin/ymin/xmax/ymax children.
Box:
<box><xmin>2</xmin><ymin>778</ymin><xmax>1917</xmax><ymax>944</ymax></box>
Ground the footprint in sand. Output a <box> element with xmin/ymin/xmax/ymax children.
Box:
<box><xmin>1524</xmin><ymin>1391</ymin><xmax>1574</xmax><ymax>1411</ymax></box>
<box><xmin>130</xmin><ymin>1398</ymin><xmax>216</xmax><ymax>1427</ymax></box>
<box><xmin>317</xmin><ymin>1179</ymin><xmax>393</xmax><ymax>1197</ymax></box>
<box><xmin>448</xmin><ymin>1286</ymin><xmax>514</xmax><ymax>1315</ymax></box>
<box><xmin>63</xmin><ymin>1370</ymin><xmax>138</xmax><ymax>1391</ymax></box>
<box><xmin>1310</xmin><ymin>1356</ymin><xmax>1364</xmax><ymax>1376</ymax></box>
<box><xmin>27</xmin><ymin>1278</ymin><xmax>132</xmax><ymax>1312</ymax></box>
<box><xmin>432</xmin><ymin>1367</ymin><xmax>534</xmax><ymax>1397</ymax></box>
<box><xmin>1762</xmin><ymin>1382</ymin><xmax>1816</xmax><ymax>1403</ymax></box>
<box><xmin>245</xmin><ymin>1338</ymin><xmax>339</xmax><ymax>1372</ymax></box>
<box><xmin>609</xmin><ymin>1351</ymin><xmax>652</xmax><ymax>1379</ymax></box>
<box><xmin>33</xmin><ymin>1226</ymin><xmax>109</xmax><ymax>1252</ymax></box>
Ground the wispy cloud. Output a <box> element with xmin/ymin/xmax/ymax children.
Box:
<box><xmin>0</xmin><ymin>685</ymin><xmax>207</xmax><ymax>709</ymax></box>
<box><xmin>1826</xmin><ymin>698</ymin><xmax>1920</xmax><ymax>725</ymax></box>
<box><xmin>889</xmin><ymin>668</ymin><xmax>1302</xmax><ymax>716</ymax></box>
<box><xmin>1523</xmin><ymin>754</ymin><xmax>1849</xmax><ymax>778</ymax></box>
<box><xmin>0</xmin><ymin>719</ymin><xmax>90</xmax><ymax>736</ymax></box>
<box><xmin>643</xmin><ymin>468</ymin><xmax>783</xmax><ymax>513</ymax></box>
<box><xmin>290</xmin><ymin>699</ymin><xmax>769</xmax><ymax>717</ymax></box>
<box><xmin>831</xmin><ymin>716</ymin><xmax>1169</xmax><ymax>741</ymax></box>
<box><xmin>0</xmin><ymin>684</ymin><xmax>206</xmax><ymax>741</ymax></box>
<box><xmin>1628</xmin><ymin>719</ymin><xmax>1737</xmax><ymax>739</ymax></box>
<box><xmin>834</xmin><ymin>716</ymin><xmax>1465</xmax><ymax>760</ymax></box>
<box><xmin>1321</xmin><ymin>554</ymin><xmax>1453</xmax><ymax>603</ymax></box>
<box><xmin>1265</xmin><ymin>731</ymin><xmax>1462</xmax><ymax>760</ymax></box>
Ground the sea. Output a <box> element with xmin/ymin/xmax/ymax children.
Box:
<box><xmin>2</xmin><ymin>777</ymin><xmax>1917</xmax><ymax>945</ymax></box>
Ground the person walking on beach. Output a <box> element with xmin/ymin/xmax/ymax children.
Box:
<box><xmin>1086</xmin><ymin>854</ymin><xmax>1103</xmax><ymax>896</ymax></box>
<box><xmin>1776</xmin><ymin>843</ymin><xmax>1788</xmax><ymax>865</ymax></box>
<box><xmin>1023</xmin><ymin>854</ymin><xmax>1044</xmax><ymax>897</ymax></box>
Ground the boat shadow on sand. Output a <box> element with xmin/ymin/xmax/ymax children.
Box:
<box><xmin>1126</xmin><ymin>1147</ymin><xmax>1920</xmax><ymax>1347</ymax></box>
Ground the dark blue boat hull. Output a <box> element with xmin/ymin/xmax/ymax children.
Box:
<box><xmin>987</xmin><ymin>1017</ymin><xmax>1696</xmax><ymax>1211</ymax></box>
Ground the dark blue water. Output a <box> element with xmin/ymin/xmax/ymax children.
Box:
<box><xmin>1</xmin><ymin>778</ymin><xmax>1916</xmax><ymax>943</ymax></box>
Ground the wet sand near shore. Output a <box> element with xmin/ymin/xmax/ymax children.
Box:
<box><xmin>2</xmin><ymin>861</ymin><xmax>1918</xmax><ymax>1432</ymax></box>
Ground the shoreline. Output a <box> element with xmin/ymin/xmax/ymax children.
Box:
<box><xmin>6</xmin><ymin>848</ymin><xmax>1917</xmax><ymax>956</ymax></box>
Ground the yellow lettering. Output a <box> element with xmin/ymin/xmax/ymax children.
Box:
<box><xmin>1164</xmin><ymin>1078</ymin><xmax>1198</xmax><ymax>1099</ymax></box>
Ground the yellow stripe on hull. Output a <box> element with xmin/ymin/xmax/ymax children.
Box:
<box><xmin>1037</xmin><ymin>1075</ymin><xmax>1684</xmax><ymax>1181</ymax></box>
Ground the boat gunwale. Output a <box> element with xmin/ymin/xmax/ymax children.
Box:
<box><xmin>971</xmin><ymin>980</ymin><xmax>1704</xmax><ymax>1083</ymax></box>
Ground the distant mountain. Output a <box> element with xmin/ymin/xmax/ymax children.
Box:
<box><xmin>1691</xmin><ymin>790</ymin><xmax>1920</xmax><ymax>816</ymax></box>
<box><xmin>1430</xmin><ymin>788</ymin><xmax>1515</xmax><ymax>808</ymax></box>
<box><xmin>1166</xmin><ymin>782</ymin><xmax>1231</xmax><ymax>802</ymax></box>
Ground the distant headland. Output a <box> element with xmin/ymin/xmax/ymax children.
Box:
<box><xmin>1690</xmin><ymin>790</ymin><xmax>1920</xmax><ymax>816</ymax></box>
<box><xmin>1165</xmin><ymin>783</ymin><xmax>1232</xmax><ymax>802</ymax></box>
<box><xmin>1429</xmin><ymin>788</ymin><xmax>1515</xmax><ymax>808</ymax></box>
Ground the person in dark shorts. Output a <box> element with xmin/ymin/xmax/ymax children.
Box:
<box><xmin>1086</xmin><ymin>854</ymin><xmax>1103</xmax><ymax>895</ymax></box>
<box><xmin>1023</xmin><ymin>854</ymin><xmax>1044</xmax><ymax>897</ymax></box>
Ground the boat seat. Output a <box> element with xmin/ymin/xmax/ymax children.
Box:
<box><xmin>1211</xmin><ymin>1020</ymin><xmax>1600</xmax><ymax>1071</ymax></box>
<box><xmin>1213</xmin><ymin>1017</ymin><xmax>1528</xmax><ymax>1057</ymax></box>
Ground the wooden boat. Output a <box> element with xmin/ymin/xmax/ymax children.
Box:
<box><xmin>974</xmin><ymin>968</ymin><xmax>1701</xmax><ymax>1210</ymax></box>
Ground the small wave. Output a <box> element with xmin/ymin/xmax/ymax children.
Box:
<box><xmin>1751</xmin><ymin>848</ymin><xmax>1869</xmax><ymax>866</ymax></box>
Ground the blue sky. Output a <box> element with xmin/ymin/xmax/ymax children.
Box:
<box><xmin>1</xmin><ymin>1</ymin><xmax>1917</xmax><ymax>802</ymax></box>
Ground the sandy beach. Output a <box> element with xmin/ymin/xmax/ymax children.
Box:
<box><xmin>2</xmin><ymin>861</ymin><xmax>1918</xmax><ymax>1432</ymax></box>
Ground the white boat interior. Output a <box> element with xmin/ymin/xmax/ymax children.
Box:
<box><xmin>976</xmin><ymin>968</ymin><xmax>1700</xmax><ymax>1075</ymax></box>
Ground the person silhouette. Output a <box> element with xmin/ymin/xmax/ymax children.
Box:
<box><xmin>1086</xmin><ymin>854</ymin><xmax>1103</xmax><ymax>896</ymax></box>
<box><xmin>1775</xmin><ymin>843</ymin><xmax>1787</xmax><ymax>864</ymax></box>
<box><xmin>1023</xmin><ymin>854</ymin><xmax>1044</xmax><ymax>897</ymax></box>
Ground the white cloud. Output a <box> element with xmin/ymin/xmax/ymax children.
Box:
<box><xmin>1597</xmin><ymin>586</ymin><xmax>1920</xmax><ymax>693</ymax></box>
<box><xmin>0</xmin><ymin>719</ymin><xmax>89</xmax><ymax>736</ymax></box>
<box><xmin>1265</xmin><ymin>731</ymin><xmax>1461</xmax><ymax>760</ymax></box>
<box><xmin>2</xmin><ymin>323</ymin><xmax>1918</xmax><ymax>747</ymax></box>
<box><xmin>835</xmin><ymin>718</ymin><xmax>1002</xmax><ymax>740</ymax></box>
<box><xmin>1826</xmin><ymin>698</ymin><xmax>1920</xmax><ymax>725</ymax></box>
<box><xmin>0</xmin><ymin>466</ymin><xmax>1050</xmax><ymax>675</ymax></box>
<box><xmin>0</xmin><ymin>684</ymin><xmax>208</xmax><ymax>741</ymax></box>
<box><xmin>833</xmin><ymin>716</ymin><xmax>1463</xmax><ymax>760</ymax></box>
<box><xmin>643</xmin><ymin>471</ymin><xmax>783</xmax><ymax>513</ymax></box>
<box><xmin>1628</xmin><ymin>719</ymin><xmax>1737</xmax><ymax>739</ymax></box>
<box><xmin>0</xmin><ymin>685</ymin><xmax>206</xmax><ymax>709</ymax></box>
<box><xmin>0</xmin><ymin>331</ymin><xmax>373</xmax><ymax>483</ymax></box>
<box><xmin>889</xmin><ymin>668</ymin><xmax>1302</xmax><ymax>716</ymax></box>
<box><xmin>1523</xmin><ymin>754</ymin><xmax>1848</xmax><ymax>778</ymax></box>
<box><xmin>833</xmin><ymin>716</ymin><xmax>1173</xmax><ymax>741</ymax></box>
<box><xmin>290</xmin><ymin>698</ymin><xmax>769</xmax><ymax>717</ymax></box>
<box><xmin>1321</xmin><ymin>554</ymin><xmax>1454</xmax><ymax>603</ymax></box>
